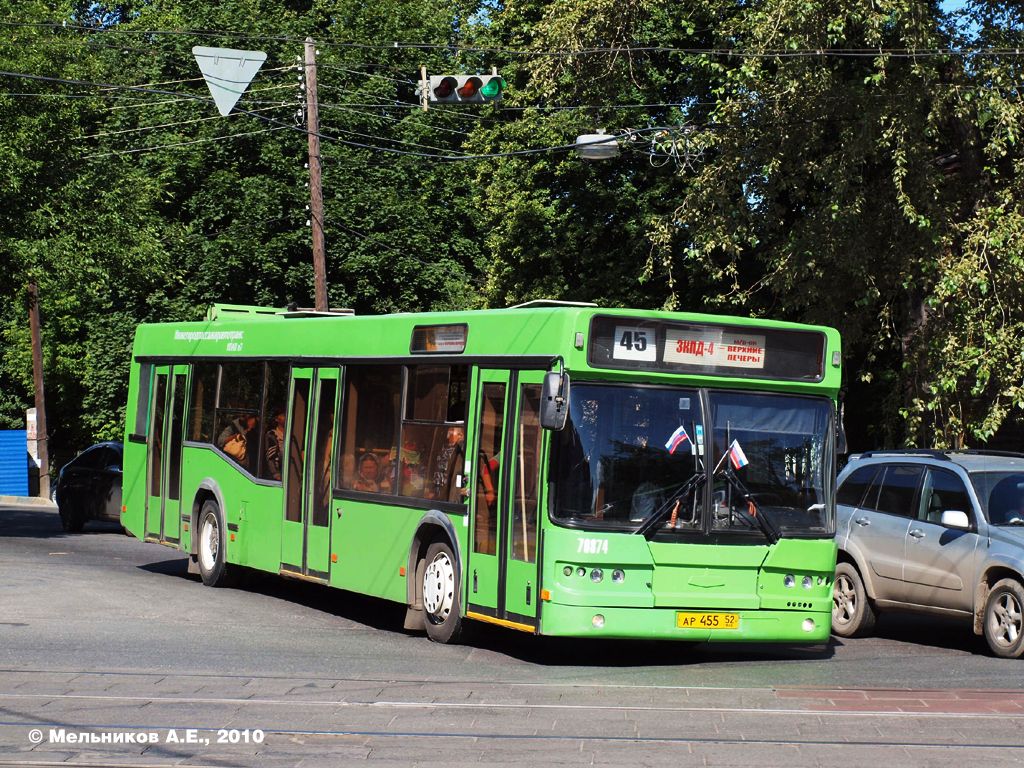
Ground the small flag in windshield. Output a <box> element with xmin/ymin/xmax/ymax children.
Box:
<box><xmin>664</xmin><ymin>425</ymin><xmax>691</xmax><ymax>454</ymax></box>
<box><xmin>728</xmin><ymin>439</ymin><xmax>749</xmax><ymax>469</ymax></box>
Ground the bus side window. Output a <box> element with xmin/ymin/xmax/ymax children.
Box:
<box><xmin>401</xmin><ymin>366</ymin><xmax>468</xmax><ymax>501</ymax></box>
<box><xmin>258</xmin><ymin>363</ymin><xmax>290</xmax><ymax>482</ymax></box>
<box><xmin>189</xmin><ymin>362</ymin><xmax>218</xmax><ymax>443</ymax></box>
<box><xmin>215</xmin><ymin>362</ymin><xmax>264</xmax><ymax>474</ymax></box>
<box><xmin>338</xmin><ymin>366</ymin><xmax>402</xmax><ymax>493</ymax></box>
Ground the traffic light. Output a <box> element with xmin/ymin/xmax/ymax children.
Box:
<box><xmin>428</xmin><ymin>74</ymin><xmax>505</xmax><ymax>103</ymax></box>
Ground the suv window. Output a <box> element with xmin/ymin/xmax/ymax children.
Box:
<box><xmin>837</xmin><ymin>465</ymin><xmax>878</xmax><ymax>507</ymax></box>
<box><xmin>972</xmin><ymin>471</ymin><xmax>1024</xmax><ymax>526</ymax></box>
<box><xmin>869</xmin><ymin>465</ymin><xmax>923</xmax><ymax>518</ymax></box>
<box><xmin>919</xmin><ymin>468</ymin><xmax>972</xmax><ymax>525</ymax></box>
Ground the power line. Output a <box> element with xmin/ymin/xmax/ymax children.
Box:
<box><xmin>102</xmin><ymin>64</ymin><xmax>298</xmax><ymax>90</ymax></box>
<box><xmin>66</xmin><ymin>103</ymin><xmax>299</xmax><ymax>142</ymax></box>
<box><xmin>317</xmin><ymin>102</ymin><xmax>478</xmax><ymax>138</ymax></box>
<box><xmin>81</xmin><ymin>126</ymin><xmax>288</xmax><ymax>159</ymax></box>
<box><xmin>317</xmin><ymin>63</ymin><xmax>416</xmax><ymax>86</ymax></box>
<box><xmin>0</xmin><ymin>69</ymin><xmax>676</xmax><ymax>161</ymax></box>
<box><xmin>3</xmin><ymin>20</ymin><xmax>1024</xmax><ymax>59</ymax></box>
<box><xmin>318</xmin><ymin>124</ymin><xmax>458</xmax><ymax>154</ymax></box>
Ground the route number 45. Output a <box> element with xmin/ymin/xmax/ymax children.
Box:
<box><xmin>613</xmin><ymin>325</ymin><xmax>657</xmax><ymax>362</ymax></box>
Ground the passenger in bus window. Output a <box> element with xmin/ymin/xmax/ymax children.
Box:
<box><xmin>401</xmin><ymin>441</ymin><xmax>426</xmax><ymax>496</ymax></box>
<box><xmin>430</xmin><ymin>426</ymin><xmax>466</xmax><ymax>502</ymax></box>
<box><xmin>478</xmin><ymin>451</ymin><xmax>497</xmax><ymax>507</ymax></box>
<box><xmin>379</xmin><ymin>456</ymin><xmax>396</xmax><ymax>494</ymax></box>
<box><xmin>354</xmin><ymin>452</ymin><xmax>380</xmax><ymax>493</ymax></box>
<box><xmin>218</xmin><ymin>413</ymin><xmax>256</xmax><ymax>466</ymax></box>
<box><xmin>265</xmin><ymin>409</ymin><xmax>286</xmax><ymax>481</ymax></box>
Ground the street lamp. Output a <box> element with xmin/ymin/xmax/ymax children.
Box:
<box><xmin>575</xmin><ymin>130</ymin><xmax>620</xmax><ymax>160</ymax></box>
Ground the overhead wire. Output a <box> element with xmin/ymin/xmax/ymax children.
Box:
<box><xmin>80</xmin><ymin>126</ymin><xmax>288</xmax><ymax>159</ymax></box>
<box><xmin>65</xmin><ymin>102</ymin><xmax>299</xmax><ymax>142</ymax></box>
<box><xmin>0</xmin><ymin>69</ymin><xmax>597</xmax><ymax>159</ymax></box>
<box><xmin>3</xmin><ymin>20</ymin><xmax>1023</xmax><ymax>59</ymax></box>
<box><xmin>316</xmin><ymin>102</ymin><xmax>478</xmax><ymax>138</ymax></box>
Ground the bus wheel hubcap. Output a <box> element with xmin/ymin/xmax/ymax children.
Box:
<box><xmin>423</xmin><ymin>552</ymin><xmax>454</xmax><ymax>622</ymax></box>
<box><xmin>200</xmin><ymin>515</ymin><xmax>218</xmax><ymax>572</ymax></box>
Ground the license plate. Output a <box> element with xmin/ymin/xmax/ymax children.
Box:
<box><xmin>676</xmin><ymin>612</ymin><xmax>740</xmax><ymax>630</ymax></box>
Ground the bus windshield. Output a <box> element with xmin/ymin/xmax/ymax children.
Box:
<box><xmin>551</xmin><ymin>384</ymin><xmax>833</xmax><ymax>537</ymax></box>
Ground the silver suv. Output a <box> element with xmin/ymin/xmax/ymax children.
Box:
<box><xmin>832</xmin><ymin>450</ymin><xmax>1024</xmax><ymax>658</ymax></box>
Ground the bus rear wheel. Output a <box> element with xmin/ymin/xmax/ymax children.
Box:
<box><xmin>422</xmin><ymin>541</ymin><xmax>463</xmax><ymax>644</ymax></box>
<box><xmin>197</xmin><ymin>500</ymin><xmax>234</xmax><ymax>588</ymax></box>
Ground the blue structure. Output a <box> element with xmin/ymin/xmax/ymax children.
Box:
<box><xmin>0</xmin><ymin>430</ymin><xmax>29</xmax><ymax>496</ymax></box>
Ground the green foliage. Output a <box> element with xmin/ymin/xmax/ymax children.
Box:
<box><xmin>2</xmin><ymin>0</ymin><xmax>1024</xmax><ymax>461</ymax></box>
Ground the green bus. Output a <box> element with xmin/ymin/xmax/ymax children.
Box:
<box><xmin>122</xmin><ymin>303</ymin><xmax>842</xmax><ymax>644</ymax></box>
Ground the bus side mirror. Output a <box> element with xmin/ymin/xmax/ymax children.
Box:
<box><xmin>540</xmin><ymin>370</ymin><xmax>570</xmax><ymax>431</ymax></box>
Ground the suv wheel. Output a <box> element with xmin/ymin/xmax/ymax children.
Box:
<box><xmin>832</xmin><ymin>562</ymin><xmax>877</xmax><ymax>638</ymax></box>
<box><xmin>59</xmin><ymin>502</ymin><xmax>85</xmax><ymax>533</ymax></box>
<box><xmin>983</xmin><ymin>579</ymin><xmax>1024</xmax><ymax>658</ymax></box>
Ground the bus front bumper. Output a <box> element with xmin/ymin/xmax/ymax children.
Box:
<box><xmin>539</xmin><ymin>603</ymin><xmax>833</xmax><ymax>643</ymax></box>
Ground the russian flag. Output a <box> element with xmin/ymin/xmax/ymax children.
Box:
<box><xmin>664</xmin><ymin>425</ymin><xmax>690</xmax><ymax>454</ymax></box>
<box><xmin>728</xmin><ymin>439</ymin><xmax>749</xmax><ymax>469</ymax></box>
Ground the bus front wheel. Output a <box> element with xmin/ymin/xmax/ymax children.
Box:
<box><xmin>422</xmin><ymin>541</ymin><xmax>463</xmax><ymax>644</ymax></box>
<box><xmin>197</xmin><ymin>500</ymin><xmax>234</xmax><ymax>588</ymax></box>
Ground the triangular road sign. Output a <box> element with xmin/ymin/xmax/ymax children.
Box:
<box><xmin>192</xmin><ymin>46</ymin><xmax>267</xmax><ymax>116</ymax></box>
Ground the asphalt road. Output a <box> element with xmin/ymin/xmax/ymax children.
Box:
<box><xmin>1</xmin><ymin>502</ymin><xmax>1023</xmax><ymax>767</ymax></box>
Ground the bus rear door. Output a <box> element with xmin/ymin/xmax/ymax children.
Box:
<box><xmin>144</xmin><ymin>364</ymin><xmax>187</xmax><ymax>544</ymax></box>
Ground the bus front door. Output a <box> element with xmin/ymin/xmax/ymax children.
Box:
<box><xmin>467</xmin><ymin>369</ymin><xmax>545</xmax><ymax>631</ymax></box>
<box><xmin>280</xmin><ymin>367</ymin><xmax>339</xmax><ymax>582</ymax></box>
<box><xmin>144</xmin><ymin>365</ymin><xmax>187</xmax><ymax>544</ymax></box>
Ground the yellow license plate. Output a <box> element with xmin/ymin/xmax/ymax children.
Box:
<box><xmin>676</xmin><ymin>612</ymin><xmax>740</xmax><ymax>630</ymax></box>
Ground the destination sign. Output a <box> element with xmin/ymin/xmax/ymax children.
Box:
<box><xmin>663</xmin><ymin>328</ymin><xmax>766</xmax><ymax>369</ymax></box>
<box><xmin>589</xmin><ymin>316</ymin><xmax>825</xmax><ymax>382</ymax></box>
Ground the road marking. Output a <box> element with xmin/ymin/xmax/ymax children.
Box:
<box><xmin>0</xmin><ymin>719</ymin><xmax>1020</xmax><ymax>750</ymax></box>
<box><xmin>0</xmin><ymin>692</ymin><xmax>1019</xmax><ymax>719</ymax></box>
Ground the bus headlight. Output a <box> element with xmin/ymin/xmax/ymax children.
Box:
<box><xmin>783</xmin><ymin>574</ymin><xmax>796</xmax><ymax>588</ymax></box>
<box><xmin>612</xmin><ymin>569</ymin><xmax>625</xmax><ymax>583</ymax></box>
<box><xmin>802</xmin><ymin>576</ymin><xmax>814</xmax><ymax>589</ymax></box>
<box><xmin>591</xmin><ymin>568</ymin><xmax>604</xmax><ymax>583</ymax></box>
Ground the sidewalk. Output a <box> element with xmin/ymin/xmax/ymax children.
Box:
<box><xmin>0</xmin><ymin>495</ymin><xmax>56</xmax><ymax>508</ymax></box>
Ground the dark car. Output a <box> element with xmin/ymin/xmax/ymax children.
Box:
<box><xmin>832</xmin><ymin>449</ymin><xmax>1024</xmax><ymax>658</ymax></box>
<box><xmin>55</xmin><ymin>442</ymin><xmax>123</xmax><ymax>532</ymax></box>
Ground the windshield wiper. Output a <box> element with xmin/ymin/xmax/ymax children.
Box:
<box><xmin>634</xmin><ymin>473</ymin><xmax>705</xmax><ymax>538</ymax></box>
<box><xmin>717</xmin><ymin>465</ymin><xmax>781</xmax><ymax>545</ymax></box>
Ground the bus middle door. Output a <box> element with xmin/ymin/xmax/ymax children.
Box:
<box><xmin>280</xmin><ymin>367</ymin><xmax>339</xmax><ymax>582</ymax></box>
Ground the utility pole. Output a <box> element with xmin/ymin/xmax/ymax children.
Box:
<box><xmin>27</xmin><ymin>282</ymin><xmax>49</xmax><ymax>500</ymax></box>
<box><xmin>304</xmin><ymin>37</ymin><xmax>328</xmax><ymax>312</ymax></box>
